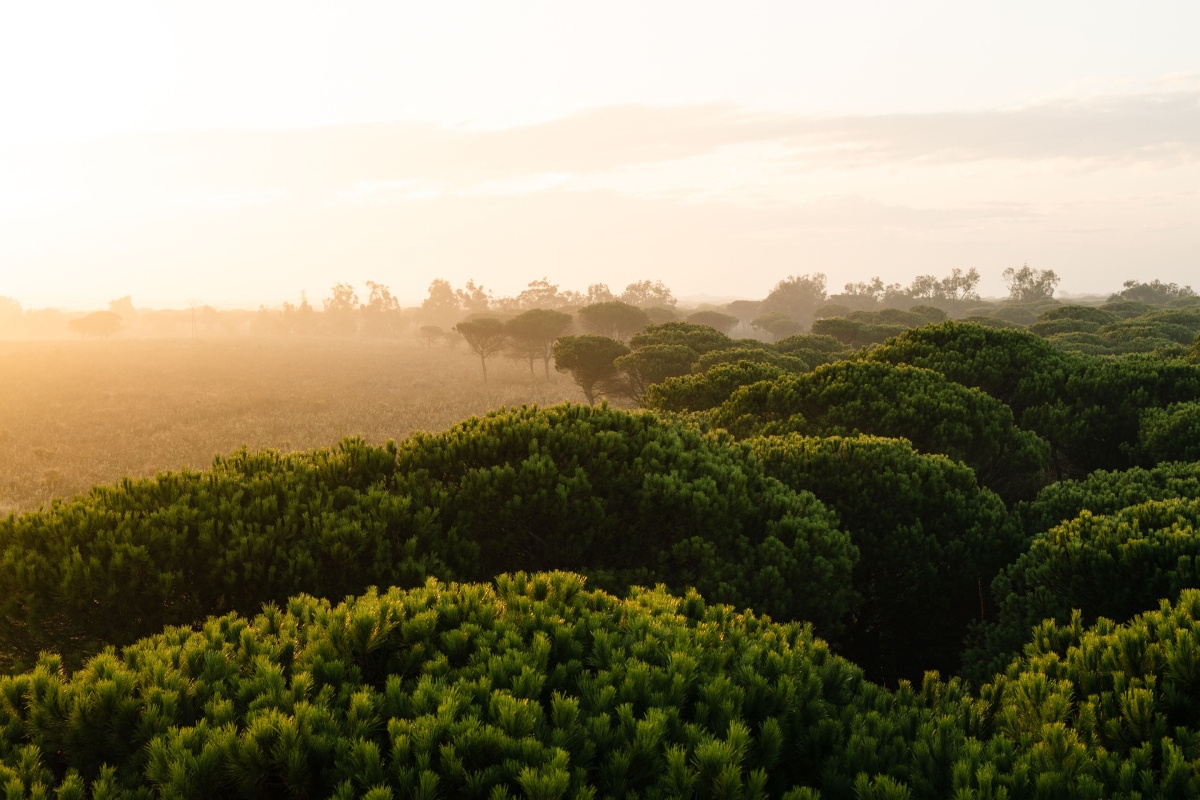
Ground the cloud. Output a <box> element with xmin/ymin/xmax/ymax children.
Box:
<box><xmin>7</xmin><ymin>82</ymin><xmax>1199</xmax><ymax>199</ymax></box>
<box><xmin>3</xmin><ymin>83</ymin><xmax>1199</xmax><ymax>307</ymax></box>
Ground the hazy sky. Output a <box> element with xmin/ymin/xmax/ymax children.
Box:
<box><xmin>1</xmin><ymin>1</ymin><xmax>1198</xmax><ymax>308</ymax></box>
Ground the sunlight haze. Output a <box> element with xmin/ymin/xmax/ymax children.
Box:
<box><xmin>1</xmin><ymin>1</ymin><xmax>1198</xmax><ymax>307</ymax></box>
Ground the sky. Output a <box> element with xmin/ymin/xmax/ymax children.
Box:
<box><xmin>1</xmin><ymin>1</ymin><xmax>1198</xmax><ymax>309</ymax></box>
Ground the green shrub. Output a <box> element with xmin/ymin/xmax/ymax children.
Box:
<box><xmin>810</xmin><ymin>318</ymin><xmax>909</xmax><ymax>348</ymax></box>
<box><xmin>1138</xmin><ymin>401</ymin><xmax>1200</xmax><ymax>463</ymax></box>
<box><xmin>1017</xmin><ymin>460</ymin><xmax>1200</xmax><ymax>537</ymax></box>
<box><xmin>774</xmin><ymin>333</ymin><xmax>852</xmax><ymax>357</ymax></box>
<box><xmin>963</xmin><ymin>499</ymin><xmax>1200</xmax><ymax>683</ymax></box>
<box><xmin>0</xmin><ymin>405</ymin><xmax>859</xmax><ymax>669</ymax></box>
<box><xmin>846</xmin><ymin>309</ymin><xmax>927</xmax><ymax>328</ymax></box>
<box><xmin>748</xmin><ymin>435</ymin><xmax>1018</xmax><ymax>683</ymax></box>
<box><xmin>0</xmin><ymin>441</ymin><xmax>434</xmax><ymax>671</ymax></box>
<box><xmin>712</xmin><ymin>361</ymin><xmax>1050</xmax><ymax>503</ymax></box>
<box><xmin>611</xmin><ymin>343</ymin><xmax>697</xmax><ymax>403</ymax></box>
<box><xmin>644</xmin><ymin>362</ymin><xmax>789</xmax><ymax>413</ymax></box>
<box><xmin>628</xmin><ymin>321</ymin><xmax>736</xmax><ymax>355</ymax></box>
<box><xmin>961</xmin><ymin>315</ymin><xmax>1024</xmax><ymax>330</ymax></box>
<box><xmin>1101</xmin><ymin>299</ymin><xmax>1156</xmax><ymax>319</ymax></box>
<box><xmin>868</xmin><ymin>322</ymin><xmax>1200</xmax><ymax>477</ymax></box>
<box><xmin>0</xmin><ymin>573</ymin><xmax>971</xmax><ymax>800</ymax></box>
<box><xmin>692</xmin><ymin>346</ymin><xmax>809</xmax><ymax>374</ymax></box>
<box><xmin>973</xmin><ymin>589</ymin><xmax>1200</xmax><ymax>795</ymax></box>
<box><xmin>1028</xmin><ymin>318</ymin><xmax>1100</xmax><ymax>337</ymax></box>
<box><xmin>11</xmin><ymin>571</ymin><xmax>1200</xmax><ymax>798</ymax></box>
<box><xmin>1037</xmin><ymin>305</ymin><xmax>1119</xmax><ymax>326</ymax></box>
<box><xmin>907</xmin><ymin>304</ymin><xmax>948</xmax><ymax>323</ymax></box>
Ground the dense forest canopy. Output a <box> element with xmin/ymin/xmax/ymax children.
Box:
<box><xmin>2</xmin><ymin>269</ymin><xmax>1200</xmax><ymax>797</ymax></box>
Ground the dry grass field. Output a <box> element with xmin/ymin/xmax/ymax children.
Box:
<box><xmin>0</xmin><ymin>336</ymin><xmax>585</xmax><ymax>514</ymax></box>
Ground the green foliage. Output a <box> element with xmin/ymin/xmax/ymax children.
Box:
<box><xmin>693</xmin><ymin>346</ymin><xmax>810</xmax><ymax>374</ymax></box>
<box><xmin>0</xmin><ymin>440</ymin><xmax>430</xmax><ymax>671</ymax></box>
<box><xmin>847</xmin><ymin>309</ymin><xmax>928</xmax><ymax>328</ymax></box>
<box><xmin>964</xmin><ymin>499</ymin><xmax>1200</xmax><ymax>683</ymax></box>
<box><xmin>748</xmin><ymin>435</ymin><xmax>1019</xmax><ymax>683</ymax></box>
<box><xmin>961</xmin><ymin>315</ymin><xmax>1024</xmax><ymax>330</ymax></box>
<box><xmin>644</xmin><ymin>362</ymin><xmax>789</xmax><ymax>414</ymax></box>
<box><xmin>0</xmin><ymin>573</ymin><xmax>970</xmax><ymax>800</ymax></box>
<box><xmin>0</xmin><ymin>406</ymin><xmax>860</xmax><ymax>670</ymax></box>
<box><xmin>1137</xmin><ymin>401</ymin><xmax>1200</xmax><ymax>464</ymax></box>
<box><xmin>552</xmin><ymin>335</ymin><xmax>630</xmax><ymax>404</ymax></box>
<box><xmin>774</xmin><ymin>333</ymin><xmax>852</xmax><ymax>357</ymax></box>
<box><xmin>907</xmin><ymin>305</ymin><xmax>948</xmax><ymax>323</ymax></box>
<box><xmin>970</xmin><ymin>589</ymin><xmax>1200</xmax><ymax>796</ymax></box>
<box><xmin>388</xmin><ymin>405</ymin><xmax>857</xmax><ymax>635</ymax></box>
<box><xmin>867</xmin><ymin>322</ymin><xmax>1200</xmax><ymax>477</ymax></box>
<box><xmin>1109</xmin><ymin>278</ymin><xmax>1196</xmax><ymax>305</ymax></box>
<box><xmin>628</xmin><ymin>321</ymin><xmax>735</xmax><ymax>355</ymax></box>
<box><xmin>1037</xmin><ymin>305</ymin><xmax>1119</xmax><ymax>326</ymax></box>
<box><xmin>810</xmin><ymin>318</ymin><xmax>910</xmax><ymax>347</ymax></box>
<box><xmin>612</xmin><ymin>344</ymin><xmax>698</xmax><ymax>404</ymax></box>
<box><xmin>16</xmin><ymin>570</ymin><xmax>1200</xmax><ymax>798</ymax></box>
<box><xmin>712</xmin><ymin>361</ymin><xmax>1050</xmax><ymax>503</ymax></box>
<box><xmin>1028</xmin><ymin>318</ymin><xmax>1100</xmax><ymax>338</ymax></box>
<box><xmin>1101</xmin><ymin>299</ymin><xmax>1156</xmax><ymax>319</ymax></box>
<box><xmin>1017</xmin><ymin>460</ymin><xmax>1200</xmax><ymax>538</ymax></box>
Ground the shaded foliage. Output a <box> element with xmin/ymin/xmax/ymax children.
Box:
<box><xmin>712</xmin><ymin>361</ymin><xmax>1051</xmax><ymax>503</ymax></box>
<box><xmin>964</xmin><ymin>499</ymin><xmax>1200</xmax><ymax>684</ymax></box>
<box><xmin>748</xmin><ymin>435</ymin><xmax>1018</xmax><ymax>684</ymax></box>
<box><xmin>645</xmin><ymin>362</ymin><xmax>790</xmax><ymax>414</ymax></box>
<box><xmin>0</xmin><ymin>406</ymin><xmax>858</xmax><ymax>668</ymax></box>
<box><xmin>868</xmin><ymin>321</ymin><xmax>1200</xmax><ymax>477</ymax></box>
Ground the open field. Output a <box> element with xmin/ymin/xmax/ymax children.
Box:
<box><xmin>0</xmin><ymin>336</ymin><xmax>584</xmax><ymax>514</ymax></box>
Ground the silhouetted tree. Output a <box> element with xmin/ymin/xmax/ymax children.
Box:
<box><xmin>294</xmin><ymin>292</ymin><xmax>317</xmax><ymax>335</ymax></box>
<box><xmin>455</xmin><ymin>279</ymin><xmax>492</xmax><ymax>313</ymax></box>
<box><xmin>360</xmin><ymin>281</ymin><xmax>402</xmax><ymax>337</ymax></box>
<box><xmin>422</xmin><ymin>279</ymin><xmax>460</xmax><ymax>323</ymax></box>
<box><xmin>586</xmin><ymin>283</ymin><xmax>615</xmax><ymax>304</ymax></box>
<box><xmin>68</xmin><ymin>311</ymin><xmax>122</xmax><ymax>338</ymax></box>
<box><xmin>0</xmin><ymin>296</ymin><xmax>22</xmax><ymax>337</ymax></box>
<box><xmin>418</xmin><ymin>325</ymin><xmax>443</xmax><ymax>348</ymax></box>
<box><xmin>620</xmin><ymin>280</ymin><xmax>676</xmax><ymax>307</ymax></box>
<box><xmin>454</xmin><ymin>318</ymin><xmax>508</xmax><ymax>381</ymax></box>
<box><xmin>1110</xmin><ymin>280</ymin><xmax>1196</xmax><ymax>305</ymax></box>
<box><xmin>686</xmin><ymin>310</ymin><xmax>739</xmax><ymax>334</ymax></box>
<box><xmin>642</xmin><ymin>306</ymin><xmax>679</xmax><ymax>325</ymax></box>
<box><xmin>323</xmin><ymin>283</ymin><xmax>359</xmax><ymax>336</ymax></box>
<box><xmin>578</xmin><ymin>301</ymin><xmax>651</xmax><ymax>343</ymax></box>
<box><xmin>761</xmin><ymin>273</ymin><xmax>827</xmax><ymax>325</ymax></box>
<box><xmin>552</xmin><ymin>335</ymin><xmax>630</xmax><ymax>403</ymax></box>
<box><xmin>514</xmin><ymin>278</ymin><xmax>566</xmax><ymax>309</ymax></box>
<box><xmin>1003</xmin><ymin>264</ymin><xmax>1059</xmax><ymax>303</ymax></box>
<box><xmin>504</xmin><ymin>309</ymin><xmax>573</xmax><ymax>378</ymax></box>
<box><xmin>107</xmin><ymin>296</ymin><xmax>136</xmax><ymax>321</ymax></box>
<box><xmin>723</xmin><ymin>300</ymin><xmax>762</xmax><ymax>335</ymax></box>
<box><xmin>752</xmin><ymin>311</ymin><xmax>803</xmax><ymax>341</ymax></box>
<box><xmin>613</xmin><ymin>345</ymin><xmax>696</xmax><ymax>405</ymax></box>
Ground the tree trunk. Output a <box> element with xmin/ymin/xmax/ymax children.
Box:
<box><xmin>480</xmin><ymin>355</ymin><xmax>488</xmax><ymax>382</ymax></box>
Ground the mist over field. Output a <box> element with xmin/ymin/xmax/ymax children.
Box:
<box><xmin>3</xmin><ymin>3</ymin><xmax>1200</xmax><ymax>797</ymax></box>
